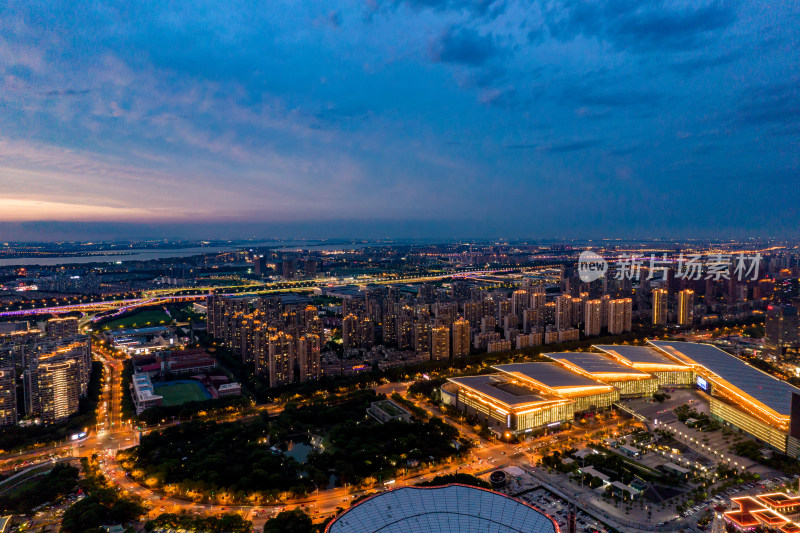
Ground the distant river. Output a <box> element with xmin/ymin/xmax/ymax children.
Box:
<box><xmin>0</xmin><ymin>240</ymin><xmax>389</xmax><ymax>267</ymax></box>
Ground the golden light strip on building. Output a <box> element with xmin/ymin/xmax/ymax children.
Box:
<box><xmin>757</xmin><ymin>493</ymin><xmax>800</xmax><ymax>508</ymax></box>
<box><xmin>460</xmin><ymin>391</ymin><xmax>509</xmax><ymax>416</ymax></box>
<box><xmin>515</xmin><ymin>399</ymin><xmax>573</xmax><ymax>416</ymax></box>
<box><xmin>724</xmin><ymin>495</ymin><xmax>800</xmax><ymax>530</ymax></box>
<box><xmin>598</xmin><ymin>348</ymin><xmax>692</xmax><ymax>372</ymax></box>
<box><xmin>708</xmin><ymin>377</ymin><xmax>789</xmax><ymax>429</ymax></box>
<box><xmin>453</xmin><ymin>380</ymin><xmax>572</xmax><ymax>418</ymax></box>
<box><xmin>553</xmin><ymin>360</ymin><xmax>646</xmax><ymax>382</ymax></box>
<box><xmin>656</xmin><ymin>344</ymin><xmax>790</xmax><ymax>429</ymax></box>
<box><xmin>631</xmin><ymin>362</ymin><xmax>693</xmax><ymax>372</ymax></box>
<box><xmin>497</xmin><ymin>371</ymin><xmax>612</xmax><ymax>398</ymax></box>
<box><xmin>555</xmin><ymin>384</ymin><xmax>616</xmax><ymax>397</ymax></box>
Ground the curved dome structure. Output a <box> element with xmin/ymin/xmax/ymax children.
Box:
<box><xmin>325</xmin><ymin>484</ymin><xmax>559</xmax><ymax>533</ymax></box>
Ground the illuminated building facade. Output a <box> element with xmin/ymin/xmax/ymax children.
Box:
<box><xmin>0</xmin><ymin>367</ymin><xmax>16</xmax><ymax>426</ymax></box>
<box><xmin>607</xmin><ymin>298</ymin><xmax>632</xmax><ymax>334</ymax></box>
<box><xmin>723</xmin><ymin>493</ymin><xmax>800</xmax><ymax>531</ymax></box>
<box><xmin>652</xmin><ymin>289</ymin><xmax>668</xmax><ymax>325</ymax></box>
<box><xmin>207</xmin><ymin>294</ymin><xmax>322</xmax><ymax>387</ymax></box>
<box><xmin>546</xmin><ymin>352</ymin><xmax>659</xmax><ymax>398</ymax></box>
<box><xmin>649</xmin><ymin>340</ymin><xmax>800</xmax><ymax>456</ymax></box>
<box><xmin>268</xmin><ymin>331</ymin><xmax>295</xmax><ymax>388</ymax></box>
<box><xmin>444</xmin><ymin>362</ymin><xmax>619</xmax><ymax>436</ymax></box>
<box><xmin>584</xmin><ymin>299</ymin><xmax>602</xmax><ymax>336</ymax></box>
<box><xmin>431</xmin><ymin>325</ymin><xmax>449</xmax><ymax>361</ymax></box>
<box><xmin>451</xmin><ymin>318</ymin><xmax>470</xmax><ymax>358</ymax></box>
<box><xmin>297</xmin><ymin>334</ymin><xmax>321</xmax><ymax>383</ymax></box>
<box><xmin>678</xmin><ymin>289</ymin><xmax>694</xmax><ymax>326</ymax></box>
<box><xmin>766</xmin><ymin>304</ymin><xmax>800</xmax><ymax>357</ymax></box>
<box><xmin>24</xmin><ymin>350</ymin><xmax>82</xmax><ymax>423</ymax></box>
<box><xmin>593</xmin><ymin>344</ymin><xmax>694</xmax><ymax>387</ymax></box>
<box><xmin>45</xmin><ymin>317</ymin><xmax>79</xmax><ymax>340</ymax></box>
<box><xmin>445</xmin><ymin>339</ymin><xmax>800</xmax><ymax>448</ymax></box>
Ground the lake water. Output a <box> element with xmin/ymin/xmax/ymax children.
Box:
<box><xmin>285</xmin><ymin>441</ymin><xmax>314</xmax><ymax>464</ymax></box>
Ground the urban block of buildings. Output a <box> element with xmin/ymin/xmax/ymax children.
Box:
<box><xmin>442</xmin><ymin>341</ymin><xmax>800</xmax><ymax>459</ymax></box>
<box><xmin>0</xmin><ymin>317</ymin><xmax>92</xmax><ymax>425</ymax></box>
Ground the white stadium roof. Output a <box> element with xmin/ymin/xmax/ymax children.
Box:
<box><xmin>325</xmin><ymin>484</ymin><xmax>558</xmax><ymax>533</ymax></box>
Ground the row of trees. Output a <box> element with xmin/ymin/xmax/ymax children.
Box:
<box><xmin>61</xmin><ymin>456</ymin><xmax>146</xmax><ymax>533</ymax></box>
<box><xmin>145</xmin><ymin>512</ymin><xmax>251</xmax><ymax>533</ymax></box>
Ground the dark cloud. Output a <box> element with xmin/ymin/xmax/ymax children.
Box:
<box><xmin>563</xmin><ymin>83</ymin><xmax>661</xmax><ymax>109</ymax></box>
<box><xmin>459</xmin><ymin>63</ymin><xmax>508</xmax><ymax>88</ymax></box>
<box><xmin>313</xmin><ymin>106</ymin><xmax>374</xmax><ymax>125</ymax></box>
<box><xmin>43</xmin><ymin>89</ymin><xmax>92</xmax><ymax>97</ymax></box>
<box><xmin>539</xmin><ymin>139</ymin><xmax>604</xmax><ymax>153</ymax></box>
<box><xmin>609</xmin><ymin>145</ymin><xmax>644</xmax><ymax>156</ymax></box>
<box><xmin>430</xmin><ymin>26</ymin><xmax>501</xmax><ymax>65</ymax></box>
<box><xmin>734</xmin><ymin>78</ymin><xmax>800</xmax><ymax>126</ymax></box>
<box><xmin>321</xmin><ymin>10</ymin><xmax>342</xmax><ymax>29</ymax></box>
<box><xmin>2</xmin><ymin>1</ymin><xmax>798</xmax><ymax>239</ymax></box>
<box><xmin>363</xmin><ymin>0</ymin><xmax>506</xmax><ymax>22</ymax></box>
<box><xmin>670</xmin><ymin>50</ymin><xmax>743</xmax><ymax>74</ymax></box>
<box><xmin>398</xmin><ymin>0</ymin><xmax>505</xmax><ymax>17</ymax></box>
<box><xmin>542</xmin><ymin>0</ymin><xmax>737</xmax><ymax>52</ymax></box>
<box><xmin>574</xmin><ymin>106</ymin><xmax>612</xmax><ymax>119</ymax></box>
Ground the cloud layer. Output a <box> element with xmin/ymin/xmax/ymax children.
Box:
<box><xmin>0</xmin><ymin>0</ymin><xmax>799</xmax><ymax>239</ymax></box>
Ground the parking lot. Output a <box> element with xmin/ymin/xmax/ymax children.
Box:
<box><xmin>519</xmin><ymin>487</ymin><xmax>612</xmax><ymax>533</ymax></box>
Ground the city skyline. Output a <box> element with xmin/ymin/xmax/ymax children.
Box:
<box><xmin>1</xmin><ymin>1</ymin><xmax>799</xmax><ymax>240</ymax></box>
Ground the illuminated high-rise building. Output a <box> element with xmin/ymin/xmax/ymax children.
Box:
<box><xmin>678</xmin><ymin>289</ymin><xmax>694</xmax><ymax>326</ymax></box>
<box><xmin>253</xmin><ymin>323</ymin><xmax>276</xmax><ymax>376</ymax></box>
<box><xmin>608</xmin><ymin>298</ymin><xmax>632</xmax><ymax>334</ymax></box>
<box><xmin>765</xmin><ymin>304</ymin><xmax>800</xmax><ymax>357</ymax></box>
<box><xmin>600</xmin><ymin>294</ymin><xmax>611</xmax><ymax>329</ymax></box>
<box><xmin>431</xmin><ymin>326</ymin><xmax>450</xmax><ymax>361</ymax></box>
<box><xmin>496</xmin><ymin>299</ymin><xmax>512</xmax><ymax>323</ymax></box>
<box><xmin>342</xmin><ymin>314</ymin><xmax>359</xmax><ymax>350</ymax></box>
<box><xmin>24</xmin><ymin>336</ymin><xmax>91</xmax><ymax>397</ymax></box>
<box><xmin>282</xmin><ymin>259</ymin><xmax>296</xmax><ymax>279</ymax></box>
<box><xmin>584</xmin><ymin>299</ymin><xmax>602</xmax><ymax>336</ymax></box>
<box><xmin>452</xmin><ymin>318</ymin><xmax>470</xmax><ymax>358</ymax></box>
<box><xmin>396</xmin><ymin>312</ymin><xmax>415</xmax><ymax>350</ymax></box>
<box><xmin>652</xmin><ymin>289</ymin><xmax>668</xmax><ymax>325</ymax></box>
<box><xmin>297</xmin><ymin>334</ymin><xmax>321</xmax><ymax>383</ymax></box>
<box><xmin>46</xmin><ymin>317</ymin><xmax>79</xmax><ymax>340</ymax></box>
<box><xmin>24</xmin><ymin>345</ymin><xmax>85</xmax><ymax>424</ymax></box>
<box><xmin>252</xmin><ymin>255</ymin><xmax>266</xmax><ymax>275</ymax></box>
<box><xmin>555</xmin><ymin>295</ymin><xmax>572</xmax><ymax>330</ymax></box>
<box><xmin>512</xmin><ymin>290</ymin><xmax>528</xmax><ymax>316</ymax></box>
<box><xmin>571</xmin><ymin>297</ymin><xmax>584</xmax><ymax>328</ymax></box>
<box><xmin>522</xmin><ymin>308</ymin><xmax>540</xmax><ymax>333</ymax></box>
<box><xmin>0</xmin><ymin>367</ymin><xmax>16</xmax><ymax>427</ymax></box>
<box><xmin>529</xmin><ymin>291</ymin><xmax>545</xmax><ymax>311</ymax></box>
<box><xmin>268</xmin><ymin>331</ymin><xmax>295</xmax><ymax>387</ymax></box>
<box><xmin>358</xmin><ymin>317</ymin><xmax>375</xmax><ymax>349</ymax></box>
<box><xmin>414</xmin><ymin>322</ymin><xmax>432</xmax><ymax>354</ymax></box>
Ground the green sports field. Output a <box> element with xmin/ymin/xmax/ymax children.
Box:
<box><xmin>153</xmin><ymin>381</ymin><xmax>211</xmax><ymax>407</ymax></box>
<box><xmin>100</xmin><ymin>309</ymin><xmax>172</xmax><ymax>330</ymax></box>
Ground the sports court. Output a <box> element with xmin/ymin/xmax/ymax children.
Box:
<box><xmin>152</xmin><ymin>380</ymin><xmax>211</xmax><ymax>407</ymax></box>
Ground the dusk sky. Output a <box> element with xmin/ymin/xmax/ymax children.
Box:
<box><xmin>1</xmin><ymin>1</ymin><xmax>799</xmax><ymax>240</ymax></box>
